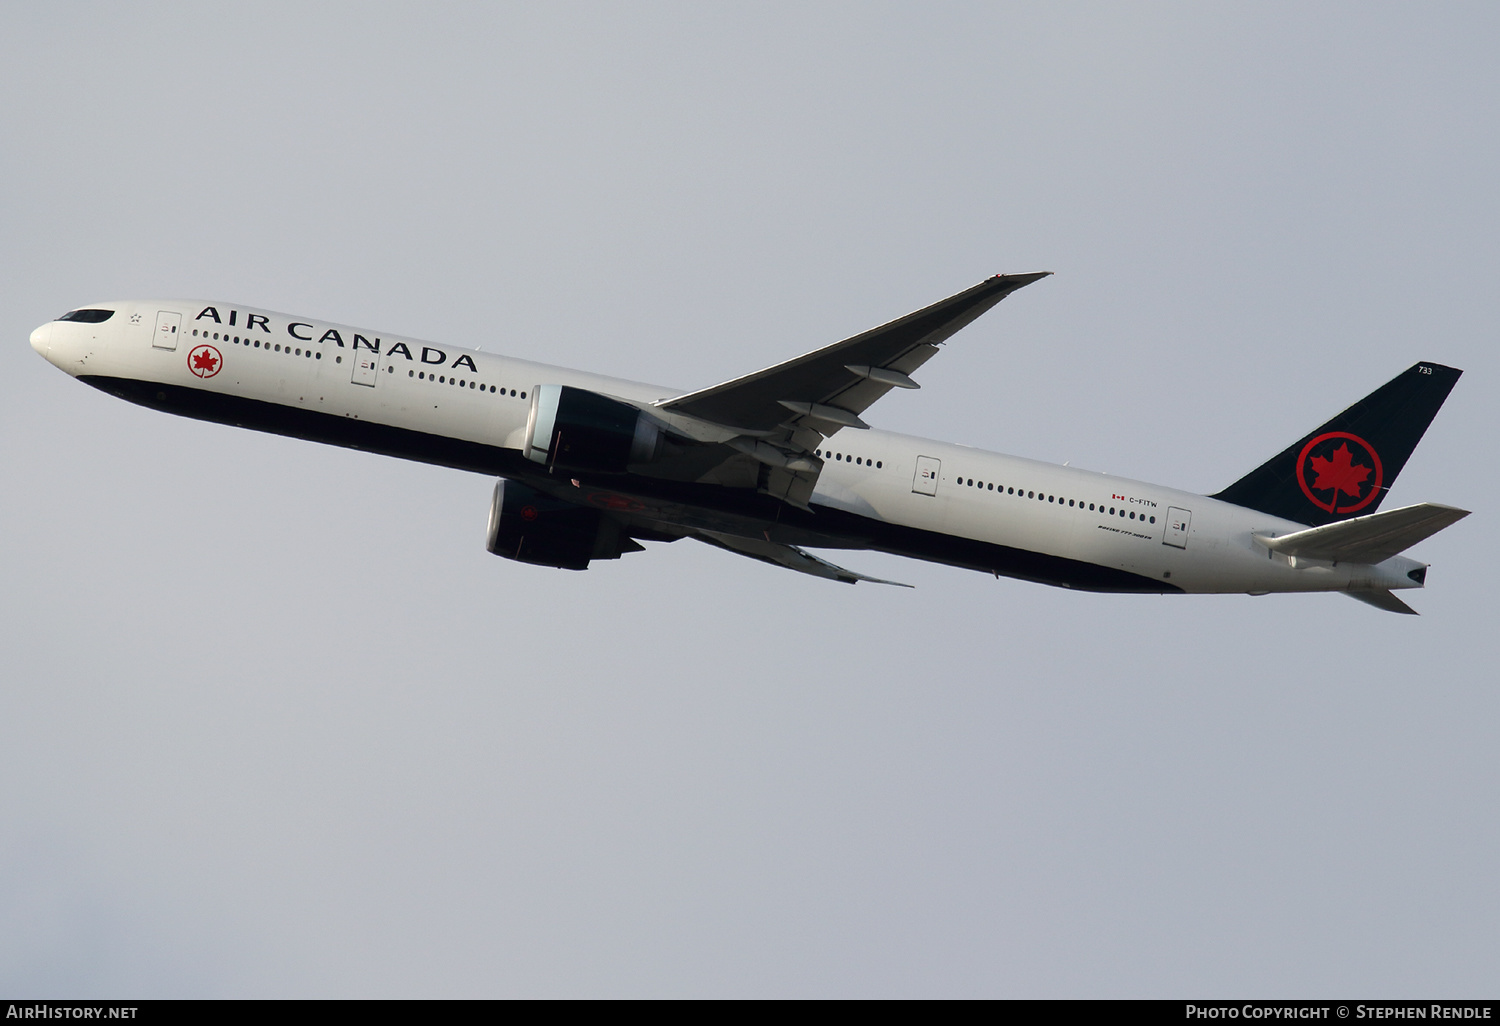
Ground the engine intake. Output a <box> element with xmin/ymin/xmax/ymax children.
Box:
<box><xmin>523</xmin><ymin>384</ymin><xmax>662</xmax><ymax>474</ymax></box>
<box><xmin>485</xmin><ymin>478</ymin><xmax>642</xmax><ymax>571</ymax></box>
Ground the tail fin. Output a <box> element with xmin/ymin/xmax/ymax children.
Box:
<box><xmin>1212</xmin><ymin>362</ymin><xmax>1462</xmax><ymax>526</ymax></box>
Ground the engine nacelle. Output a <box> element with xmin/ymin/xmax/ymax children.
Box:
<box><xmin>485</xmin><ymin>478</ymin><xmax>641</xmax><ymax>571</ymax></box>
<box><xmin>523</xmin><ymin>384</ymin><xmax>662</xmax><ymax>474</ymax></box>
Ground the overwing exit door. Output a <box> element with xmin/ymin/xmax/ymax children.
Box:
<box><xmin>912</xmin><ymin>455</ymin><xmax>941</xmax><ymax>496</ymax></box>
<box><xmin>151</xmin><ymin>310</ymin><xmax>180</xmax><ymax>351</ymax></box>
<box><xmin>350</xmin><ymin>349</ymin><xmax>380</xmax><ymax>386</ymax></box>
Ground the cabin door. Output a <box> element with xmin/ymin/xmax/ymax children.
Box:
<box><xmin>1163</xmin><ymin>507</ymin><xmax>1191</xmax><ymax>549</ymax></box>
<box><xmin>152</xmin><ymin>310</ymin><xmax>181</xmax><ymax>351</ymax></box>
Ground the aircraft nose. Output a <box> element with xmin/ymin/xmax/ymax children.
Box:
<box><xmin>29</xmin><ymin>322</ymin><xmax>52</xmax><ymax>356</ymax></box>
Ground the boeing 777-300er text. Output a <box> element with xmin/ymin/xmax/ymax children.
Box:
<box><xmin>30</xmin><ymin>274</ymin><xmax>1467</xmax><ymax>613</ymax></box>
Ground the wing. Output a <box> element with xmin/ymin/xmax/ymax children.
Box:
<box><xmin>652</xmin><ymin>272</ymin><xmax>1050</xmax><ymax>506</ymax></box>
<box><xmin>692</xmin><ymin>530</ymin><xmax>913</xmax><ymax>587</ymax></box>
<box><xmin>660</xmin><ymin>272</ymin><xmax>1050</xmax><ymax>434</ymax></box>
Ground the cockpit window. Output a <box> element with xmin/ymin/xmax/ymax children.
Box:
<box><xmin>58</xmin><ymin>309</ymin><xmax>115</xmax><ymax>323</ymax></box>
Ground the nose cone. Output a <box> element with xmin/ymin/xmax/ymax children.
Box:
<box><xmin>29</xmin><ymin>321</ymin><xmax>52</xmax><ymax>356</ymax></box>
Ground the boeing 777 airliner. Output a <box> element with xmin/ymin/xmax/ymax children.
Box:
<box><xmin>30</xmin><ymin>274</ymin><xmax>1466</xmax><ymax>612</ymax></box>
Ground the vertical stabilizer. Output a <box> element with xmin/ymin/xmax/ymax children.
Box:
<box><xmin>1212</xmin><ymin>363</ymin><xmax>1461</xmax><ymax>526</ymax></box>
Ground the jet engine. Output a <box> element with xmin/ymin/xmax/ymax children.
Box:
<box><xmin>485</xmin><ymin>478</ymin><xmax>642</xmax><ymax>571</ymax></box>
<box><xmin>523</xmin><ymin>384</ymin><xmax>664</xmax><ymax>474</ymax></box>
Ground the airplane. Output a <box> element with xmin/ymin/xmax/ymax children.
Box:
<box><xmin>29</xmin><ymin>274</ymin><xmax>1467</xmax><ymax>613</ymax></box>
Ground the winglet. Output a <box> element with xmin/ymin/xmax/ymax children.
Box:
<box><xmin>995</xmin><ymin>271</ymin><xmax>1053</xmax><ymax>286</ymax></box>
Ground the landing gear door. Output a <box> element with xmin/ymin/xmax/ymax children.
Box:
<box><xmin>350</xmin><ymin>348</ymin><xmax>380</xmax><ymax>387</ymax></box>
<box><xmin>1164</xmin><ymin>507</ymin><xmax>1191</xmax><ymax>549</ymax></box>
<box><xmin>152</xmin><ymin>310</ymin><xmax>181</xmax><ymax>351</ymax></box>
<box><xmin>912</xmin><ymin>455</ymin><xmax>941</xmax><ymax>496</ymax></box>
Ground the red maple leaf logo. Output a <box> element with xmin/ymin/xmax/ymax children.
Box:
<box><xmin>1296</xmin><ymin>431</ymin><xmax>1383</xmax><ymax>515</ymax></box>
<box><xmin>1308</xmin><ymin>442</ymin><xmax>1371</xmax><ymax>499</ymax></box>
<box><xmin>191</xmin><ymin>349</ymin><xmax>219</xmax><ymax>372</ymax></box>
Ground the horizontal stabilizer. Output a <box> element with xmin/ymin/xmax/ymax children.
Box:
<box><xmin>1255</xmin><ymin>502</ymin><xmax>1469</xmax><ymax>564</ymax></box>
<box><xmin>1346</xmin><ymin>589</ymin><xmax>1419</xmax><ymax>615</ymax></box>
<box><xmin>693</xmin><ymin>530</ymin><xmax>913</xmax><ymax>587</ymax></box>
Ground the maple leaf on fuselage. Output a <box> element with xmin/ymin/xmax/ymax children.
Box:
<box><xmin>192</xmin><ymin>349</ymin><xmax>219</xmax><ymax>372</ymax></box>
<box><xmin>1308</xmin><ymin>443</ymin><xmax>1371</xmax><ymax>499</ymax></box>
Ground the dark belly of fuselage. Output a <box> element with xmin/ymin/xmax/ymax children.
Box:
<box><xmin>82</xmin><ymin>375</ymin><xmax>1181</xmax><ymax>594</ymax></box>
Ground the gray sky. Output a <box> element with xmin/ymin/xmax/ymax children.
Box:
<box><xmin>2</xmin><ymin>2</ymin><xmax>1497</xmax><ymax>998</ymax></box>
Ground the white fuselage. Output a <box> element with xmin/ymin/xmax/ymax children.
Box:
<box><xmin>30</xmin><ymin>300</ymin><xmax>1427</xmax><ymax>597</ymax></box>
